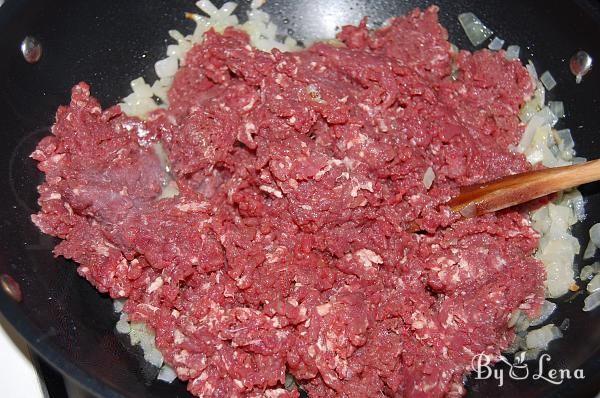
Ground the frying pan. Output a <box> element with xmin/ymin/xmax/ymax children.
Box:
<box><xmin>1</xmin><ymin>0</ymin><xmax>599</xmax><ymax>397</ymax></box>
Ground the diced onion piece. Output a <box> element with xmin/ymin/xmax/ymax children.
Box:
<box><xmin>554</xmin><ymin>128</ymin><xmax>574</xmax><ymax>152</ymax></box>
<box><xmin>580</xmin><ymin>262</ymin><xmax>600</xmax><ymax>280</ymax></box>
<box><xmin>250</xmin><ymin>0</ymin><xmax>266</xmax><ymax>8</ymax></box>
<box><xmin>518</xmin><ymin>107</ymin><xmax>558</xmax><ymax>153</ymax></box>
<box><xmin>115</xmin><ymin>313</ymin><xmax>130</xmax><ymax>334</ymax></box>
<box><xmin>218</xmin><ymin>2</ymin><xmax>238</xmax><ymax>17</ymax></box>
<box><xmin>525</xmin><ymin>324</ymin><xmax>562</xmax><ymax>349</ymax></box>
<box><xmin>526</xmin><ymin>60</ymin><xmax>539</xmax><ymax>81</ymax></box>
<box><xmin>458</xmin><ymin>13</ymin><xmax>493</xmax><ymax>46</ymax></box>
<box><xmin>508</xmin><ymin>310</ymin><xmax>522</xmax><ymax>328</ymax></box>
<box><xmin>590</xmin><ymin>223</ymin><xmax>600</xmax><ymax>247</ymax></box>
<box><xmin>488</xmin><ymin>36</ymin><xmax>504</xmax><ymax>51</ymax></box>
<box><xmin>166</xmin><ymin>44</ymin><xmax>182</xmax><ymax>58</ymax></box>
<box><xmin>531</xmin><ymin>206</ymin><xmax>551</xmax><ymax>234</ymax></box>
<box><xmin>130</xmin><ymin>77</ymin><xmax>154</xmax><ymax>98</ymax></box>
<box><xmin>505</xmin><ymin>45</ymin><xmax>520</xmax><ymax>60</ymax></box>
<box><xmin>588</xmin><ymin>274</ymin><xmax>600</xmax><ymax>293</ymax></box>
<box><xmin>144</xmin><ymin>347</ymin><xmax>164</xmax><ymax>368</ymax></box>
<box><xmin>157</xmin><ymin>365</ymin><xmax>178</xmax><ymax>383</ymax></box>
<box><xmin>168</xmin><ymin>29</ymin><xmax>185</xmax><ymax>42</ymax></box>
<box><xmin>537</xmin><ymin>237</ymin><xmax>576</xmax><ymax>298</ymax></box>
<box><xmin>548</xmin><ymin>101</ymin><xmax>565</xmax><ymax>118</ymax></box>
<box><xmin>196</xmin><ymin>0</ymin><xmax>219</xmax><ymax>16</ymax></box>
<box><xmin>572</xmin><ymin>156</ymin><xmax>587</xmax><ymax>164</ymax></box>
<box><xmin>583</xmin><ymin>290</ymin><xmax>600</xmax><ymax>311</ymax></box>
<box><xmin>540</xmin><ymin>70</ymin><xmax>557</xmax><ymax>91</ymax></box>
<box><xmin>155</xmin><ymin>56</ymin><xmax>179</xmax><ymax>79</ymax></box>
<box><xmin>423</xmin><ymin>167</ymin><xmax>435</xmax><ymax>189</ymax></box>
<box><xmin>529</xmin><ymin>300</ymin><xmax>557</xmax><ymax>326</ymax></box>
<box><xmin>560</xmin><ymin>189</ymin><xmax>585</xmax><ymax>222</ymax></box>
<box><xmin>514</xmin><ymin>311</ymin><xmax>531</xmax><ymax>332</ymax></box>
<box><xmin>113</xmin><ymin>299</ymin><xmax>125</xmax><ymax>313</ymax></box>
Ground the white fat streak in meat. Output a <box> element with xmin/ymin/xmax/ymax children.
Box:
<box><xmin>147</xmin><ymin>277</ymin><xmax>164</xmax><ymax>293</ymax></box>
<box><xmin>175</xmin><ymin>201</ymin><xmax>209</xmax><ymax>212</ymax></box>
<box><xmin>350</xmin><ymin>179</ymin><xmax>373</xmax><ymax>197</ymax></box>
<box><xmin>259</xmin><ymin>185</ymin><xmax>283</xmax><ymax>198</ymax></box>
<box><xmin>355</xmin><ymin>248</ymin><xmax>383</xmax><ymax>268</ymax></box>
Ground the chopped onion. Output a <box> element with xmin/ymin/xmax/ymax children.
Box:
<box><xmin>554</xmin><ymin>128</ymin><xmax>574</xmax><ymax>152</ymax></box>
<box><xmin>130</xmin><ymin>77</ymin><xmax>153</xmax><ymax>98</ymax></box>
<box><xmin>526</xmin><ymin>60</ymin><xmax>539</xmax><ymax>81</ymax></box>
<box><xmin>250</xmin><ymin>0</ymin><xmax>266</xmax><ymax>8</ymax></box>
<box><xmin>115</xmin><ymin>313</ymin><xmax>130</xmax><ymax>334</ymax></box>
<box><xmin>508</xmin><ymin>309</ymin><xmax>521</xmax><ymax>328</ymax></box>
<box><xmin>580</xmin><ymin>262</ymin><xmax>600</xmax><ymax>280</ymax></box>
<box><xmin>537</xmin><ymin>237</ymin><xmax>576</xmax><ymax>298</ymax></box>
<box><xmin>548</xmin><ymin>101</ymin><xmax>565</xmax><ymax>118</ymax></box>
<box><xmin>157</xmin><ymin>365</ymin><xmax>177</xmax><ymax>383</ymax></box>
<box><xmin>529</xmin><ymin>300</ymin><xmax>557</xmax><ymax>326</ymax></box>
<box><xmin>531</xmin><ymin>206</ymin><xmax>551</xmax><ymax>234</ymax></box>
<box><xmin>488</xmin><ymin>36</ymin><xmax>504</xmax><ymax>51</ymax></box>
<box><xmin>196</xmin><ymin>0</ymin><xmax>219</xmax><ymax>16</ymax></box>
<box><xmin>518</xmin><ymin>107</ymin><xmax>558</xmax><ymax>152</ymax></box>
<box><xmin>562</xmin><ymin>189</ymin><xmax>585</xmax><ymax>221</ymax></box>
<box><xmin>525</xmin><ymin>324</ymin><xmax>562</xmax><ymax>349</ymax></box>
<box><xmin>155</xmin><ymin>56</ymin><xmax>179</xmax><ymax>78</ymax></box>
<box><xmin>540</xmin><ymin>71</ymin><xmax>557</xmax><ymax>91</ymax></box>
<box><xmin>583</xmin><ymin>290</ymin><xmax>600</xmax><ymax>311</ymax></box>
<box><xmin>572</xmin><ymin>156</ymin><xmax>587</xmax><ymax>164</ymax></box>
<box><xmin>505</xmin><ymin>45</ymin><xmax>520</xmax><ymax>60</ymax></box>
<box><xmin>513</xmin><ymin>311</ymin><xmax>531</xmax><ymax>332</ymax></box>
<box><xmin>588</xmin><ymin>273</ymin><xmax>600</xmax><ymax>293</ymax></box>
<box><xmin>423</xmin><ymin>167</ymin><xmax>435</xmax><ymax>189</ymax></box>
<box><xmin>113</xmin><ymin>299</ymin><xmax>125</xmax><ymax>313</ymax></box>
<box><xmin>218</xmin><ymin>2</ymin><xmax>238</xmax><ymax>17</ymax></box>
<box><xmin>520</xmin><ymin>80</ymin><xmax>545</xmax><ymax>123</ymax></box>
<box><xmin>583</xmin><ymin>239</ymin><xmax>598</xmax><ymax>260</ymax></box>
<box><xmin>458</xmin><ymin>13</ymin><xmax>493</xmax><ymax>46</ymax></box>
<box><xmin>590</xmin><ymin>223</ymin><xmax>600</xmax><ymax>247</ymax></box>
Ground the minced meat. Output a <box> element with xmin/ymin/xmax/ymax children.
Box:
<box><xmin>32</xmin><ymin>6</ymin><xmax>545</xmax><ymax>398</ymax></box>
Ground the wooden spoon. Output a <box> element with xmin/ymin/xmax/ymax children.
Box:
<box><xmin>448</xmin><ymin>159</ymin><xmax>600</xmax><ymax>218</ymax></box>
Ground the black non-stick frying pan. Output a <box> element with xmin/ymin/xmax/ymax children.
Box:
<box><xmin>1</xmin><ymin>0</ymin><xmax>600</xmax><ymax>397</ymax></box>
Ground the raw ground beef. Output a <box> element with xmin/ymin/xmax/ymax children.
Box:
<box><xmin>32</xmin><ymin>6</ymin><xmax>546</xmax><ymax>398</ymax></box>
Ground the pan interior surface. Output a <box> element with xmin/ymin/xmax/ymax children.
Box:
<box><xmin>0</xmin><ymin>0</ymin><xmax>599</xmax><ymax>397</ymax></box>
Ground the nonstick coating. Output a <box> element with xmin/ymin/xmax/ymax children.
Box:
<box><xmin>1</xmin><ymin>0</ymin><xmax>600</xmax><ymax>397</ymax></box>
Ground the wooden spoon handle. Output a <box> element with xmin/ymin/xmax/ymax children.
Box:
<box><xmin>448</xmin><ymin>159</ymin><xmax>600</xmax><ymax>217</ymax></box>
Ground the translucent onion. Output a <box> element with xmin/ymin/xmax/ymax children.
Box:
<box><xmin>518</xmin><ymin>107</ymin><xmax>558</xmax><ymax>152</ymax></box>
<box><xmin>548</xmin><ymin>101</ymin><xmax>565</xmax><ymax>118</ymax></box>
<box><xmin>458</xmin><ymin>13</ymin><xmax>493</xmax><ymax>46</ymax></box>
<box><xmin>505</xmin><ymin>45</ymin><xmax>520</xmax><ymax>60</ymax></box>
<box><xmin>529</xmin><ymin>300</ymin><xmax>557</xmax><ymax>326</ymax></box>
<box><xmin>555</xmin><ymin>129</ymin><xmax>574</xmax><ymax>152</ymax></box>
<box><xmin>488</xmin><ymin>37</ymin><xmax>504</xmax><ymax>51</ymax></box>
<box><xmin>540</xmin><ymin>71</ymin><xmax>557</xmax><ymax>91</ymax></box>
<box><xmin>590</xmin><ymin>223</ymin><xmax>600</xmax><ymax>247</ymax></box>
<box><xmin>588</xmin><ymin>274</ymin><xmax>600</xmax><ymax>293</ymax></box>
<box><xmin>583</xmin><ymin>290</ymin><xmax>600</xmax><ymax>312</ymax></box>
<box><xmin>525</xmin><ymin>324</ymin><xmax>562</xmax><ymax>349</ymax></box>
<box><xmin>423</xmin><ymin>167</ymin><xmax>435</xmax><ymax>189</ymax></box>
<box><xmin>155</xmin><ymin>56</ymin><xmax>179</xmax><ymax>78</ymax></box>
<box><xmin>157</xmin><ymin>365</ymin><xmax>178</xmax><ymax>383</ymax></box>
<box><xmin>580</xmin><ymin>262</ymin><xmax>600</xmax><ymax>280</ymax></box>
